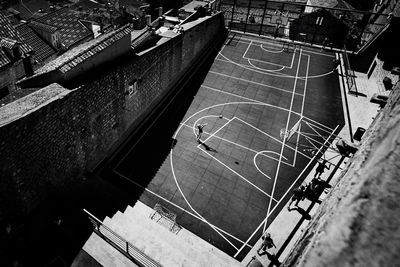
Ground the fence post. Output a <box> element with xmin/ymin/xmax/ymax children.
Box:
<box><xmin>244</xmin><ymin>0</ymin><xmax>252</xmax><ymax>33</ymax></box>
<box><xmin>259</xmin><ymin>0</ymin><xmax>268</xmax><ymax>35</ymax></box>
<box><xmin>229</xmin><ymin>0</ymin><xmax>237</xmax><ymax>31</ymax></box>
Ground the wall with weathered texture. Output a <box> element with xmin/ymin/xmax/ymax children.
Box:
<box><xmin>0</xmin><ymin>13</ymin><xmax>226</xmax><ymax>223</ymax></box>
<box><xmin>282</xmin><ymin>84</ymin><xmax>400</xmax><ymax>266</ymax></box>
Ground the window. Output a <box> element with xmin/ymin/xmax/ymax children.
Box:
<box><xmin>316</xmin><ymin>16</ymin><xmax>324</xmax><ymax>26</ymax></box>
<box><xmin>128</xmin><ymin>80</ymin><xmax>138</xmax><ymax>96</ymax></box>
<box><xmin>0</xmin><ymin>86</ymin><xmax>9</xmax><ymax>99</ymax></box>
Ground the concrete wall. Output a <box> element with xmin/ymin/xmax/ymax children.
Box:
<box><xmin>0</xmin><ymin>13</ymin><xmax>226</xmax><ymax>223</ymax></box>
<box><xmin>282</xmin><ymin>84</ymin><xmax>400</xmax><ymax>267</ymax></box>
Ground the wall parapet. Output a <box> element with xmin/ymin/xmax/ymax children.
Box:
<box><xmin>282</xmin><ymin>84</ymin><xmax>400</xmax><ymax>267</ymax></box>
<box><xmin>0</xmin><ymin>12</ymin><xmax>227</xmax><ymax>223</ymax></box>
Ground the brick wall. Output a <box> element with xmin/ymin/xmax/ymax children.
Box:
<box><xmin>0</xmin><ymin>13</ymin><xmax>226</xmax><ymax>223</ymax></box>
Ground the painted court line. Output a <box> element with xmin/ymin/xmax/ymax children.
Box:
<box><xmin>216</xmin><ymin>52</ymin><xmax>298</xmax><ymax>79</ymax></box>
<box><xmin>200</xmin><ymin>85</ymin><xmax>303</xmax><ymax>118</ymax></box>
<box><xmin>263</xmin><ymin>47</ymin><xmax>303</xmax><ymax>234</ymax></box>
<box><xmin>180</xmin><ymin>122</ymin><xmax>292</xmax><ymax>168</ymax></box>
<box><xmin>293</xmin><ymin>53</ymin><xmax>310</xmax><ymax>164</ymax></box>
<box><xmin>112</xmin><ymin>170</ymin><xmax>251</xmax><ymax>248</ymax></box>
<box><xmin>199</xmin><ymin>147</ymin><xmax>279</xmax><ymax>203</ymax></box>
<box><xmin>247</xmin><ymin>59</ymin><xmax>285</xmax><ymax>72</ymax></box>
<box><xmin>260</xmin><ymin>43</ymin><xmax>284</xmax><ymax>53</ymax></box>
<box><xmin>243</xmin><ymin>43</ymin><xmax>297</xmax><ymax>69</ymax></box>
<box><xmin>235</xmin><ymin>116</ymin><xmax>312</xmax><ymax>163</ymax></box>
<box><xmin>209</xmin><ymin>70</ymin><xmax>303</xmax><ymax>96</ymax></box>
<box><xmin>172</xmin><ymin>112</ymin><xmax>245</xmax><ymax>251</ymax></box>
<box><xmin>234</xmin><ymin>124</ymin><xmax>339</xmax><ymax>258</ymax></box>
<box><xmin>216</xmin><ymin>52</ymin><xmax>332</xmax><ymax>80</ymax></box>
<box><xmin>237</xmin><ymin>36</ymin><xmax>336</xmax><ymax>58</ymax></box>
<box><xmin>170</xmin><ymin>141</ymin><xmax>241</xmax><ymax>251</ymax></box>
<box><xmin>194</xmin><ymin>116</ymin><xmax>234</xmax><ymax>144</ymax></box>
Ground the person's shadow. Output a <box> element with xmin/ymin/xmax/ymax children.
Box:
<box><xmin>199</xmin><ymin>142</ymin><xmax>217</xmax><ymax>152</ymax></box>
<box><xmin>258</xmin><ymin>250</ymin><xmax>281</xmax><ymax>266</ymax></box>
<box><xmin>288</xmin><ymin>206</ymin><xmax>311</xmax><ymax>220</ymax></box>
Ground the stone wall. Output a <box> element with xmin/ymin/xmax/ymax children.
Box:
<box><xmin>282</xmin><ymin>84</ymin><xmax>400</xmax><ymax>266</ymax></box>
<box><xmin>0</xmin><ymin>13</ymin><xmax>226</xmax><ymax>223</ymax></box>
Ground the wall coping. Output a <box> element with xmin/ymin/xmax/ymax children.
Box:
<box><xmin>0</xmin><ymin>83</ymin><xmax>71</xmax><ymax>127</ymax></box>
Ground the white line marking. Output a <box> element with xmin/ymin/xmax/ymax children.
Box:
<box><xmin>247</xmin><ymin>58</ymin><xmax>285</xmax><ymax>72</ymax></box>
<box><xmin>194</xmin><ymin>116</ymin><xmax>233</xmax><ymax>143</ymax></box>
<box><xmin>235</xmin><ymin>37</ymin><xmax>336</xmax><ymax>58</ymax></box>
<box><xmin>234</xmin><ymin>124</ymin><xmax>339</xmax><ymax>257</ymax></box>
<box><xmin>201</xmin><ymin>85</ymin><xmax>262</xmax><ymax>104</ymax></box>
<box><xmin>199</xmin><ymin>147</ymin><xmax>279</xmax><ymax>202</ymax></box>
<box><xmin>302</xmin><ymin>117</ymin><xmax>335</xmax><ymax>132</ymax></box>
<box><xmin>217</xmin><ymin>51</ymin><xmax>333</xmax><ymax>79</ymax></box>
<box><xmin>243</xmin><ymin>40</ymin><xmax>252</xmax><ymax>59</ymax></box>
<box><xmin>254</xmin><ymin>151</ymin><xmax>276</xmax><ymax>179</ymax></box>
<box><xmin>260</xmin><ymin>43</ymin><xmax>284</xmax><ymax>53</ymax></box>
<box><xmin>293</xmin><ymin>54</ymin><xmax>310</xmax><ymax>164</ymax></box>
<box><xmin>243</xmin><ymin>45</ymin><xmax>296</xmax><ymax>69</ymax></box>
<box><xmin>113</xmin><ymin>170</ymin><xmax>251</xmax><ymax>248</ymax></box>
<box><xmin>181</xmin><ymin>122</ymin><xmax>293</xmax><ymax>168</ymax></box>
<box><xmin>170</xmin><ymin>143</ymin><xmax>240</xmax><ymax>250</ymax></box>
<box><xmin>209</xmin><ymin>70</ymin><xmax>303</xmax><ymax>96</ymax></box>
<box><xmin>263</xmin><ymin>48</ymin><xmax>303</xmax><ymax>234</ymax></box>
<box><xmin>235</xmin><ymin>117</ymin><xmax>312</xmax><ymax>162</ymax></box>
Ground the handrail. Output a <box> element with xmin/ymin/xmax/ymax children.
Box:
<box><xmin>83</xmin><ymin>209</ymin><xmax>162</xmax><ymax>267</ymax></box>
<box><xmin>356</xmin><ymin>22</ymin><xmax>390</xmax><ymax>55</ymax></box>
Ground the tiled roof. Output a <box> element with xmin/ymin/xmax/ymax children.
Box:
<box><xmin>0</xmin><ymin>49</ymin><xmax>11</xmax><ymax>68</ymax></box>
<box><xmin>0</xmin><ymin>37</ymin><xmax>19</xmax><ymax>49</ymax></box>
<box><xmin>37</xmin><ymin>24</ymin><xmax>131</xmax><ymax>74</ymax></box>
<box><xmin>35</xmin><ymin>8</ymin><xmax>93</xmax><ymax>49</ymax></box>
<box><xmin>0</xmin><ymin>13</ymin><xmax>33</xmax><ymax>54</ymax></box>
<box><xmin>16</xmin><ymin>23</ymin><xmax>57</xmax><ymax>63</ymax></box>
<box><xmin>307</xmin><ymin>0</ymin><xmax>338</xmax><ymax>9</ymax></box>
<box><xmin>29</xmin><ymin>20</ymin><xmax>58</xmax><ymax>33</ymax></box>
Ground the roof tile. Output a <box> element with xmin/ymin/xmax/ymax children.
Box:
<box><xmin>35</xmin><ymin>8</ymin><xmax>93</xmax><ymax>49</ymax></box>
<box><xmin>0</xmin><ymin>13</ymin><xmax>33</xmax><ymax>54</ymax></box>
<box><xmin>15</xmin><ymin>23</ymin><xmax>57</xmax><ymax>63</ymax></box>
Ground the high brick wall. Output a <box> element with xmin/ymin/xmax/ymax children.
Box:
<box><xmin>282</xmin><ymin>84</ymin><xmax>400</xmax><ymax>266</ymax></box>
<box><xmin>0</xmin><ymin>13</ymin><xmax>226</xmax><ymax>223</ymax></box>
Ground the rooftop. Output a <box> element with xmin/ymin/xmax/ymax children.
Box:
<box><xmin>29</xmin><ymin>20</ymin><xmax>59</xmax><ymax>33</ymax></box>
<box><xmin>16</xmin><ymin>23</ymin><xmax>57</xmax><ymax>63</ymax></box>
<box><xmin>35</xmin><ymin>7</ymin><xmax>93</xmax><ymax>49</ymax></box>
<box><xmin>0</xmin><ymin>13</ymin><xmax>33</xmax><ymax>55</ymax></box>
<box><xmin>0</xmin><ymin>37</ymin><xmax>20</xmax><ymax>49</ymax></box>
<box><xmin>34</xmin><ymin>24</ymin><xmax>131</xmax><ymax>75</ymax></box>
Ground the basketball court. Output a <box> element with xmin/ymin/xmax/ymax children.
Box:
<box><xmin>113</xmin><ymin>33</ymin><xmax>345</xmax><ymax>261</ymax></box>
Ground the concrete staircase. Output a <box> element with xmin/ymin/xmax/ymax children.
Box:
<box><xmin>82</xmin><ymin>201</ymin><xmax>242</xmax><ymax>267</ymax></box>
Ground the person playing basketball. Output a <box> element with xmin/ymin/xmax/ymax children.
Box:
<box><xmin>196</xmin><ymin>123</ymin><xmax>207</xmax><ymax>143</ymax></box>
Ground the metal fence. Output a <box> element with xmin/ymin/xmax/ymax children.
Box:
<box><xmin>216</xmin><ymin>0</ymin><xmax>389</xmax><ymax>53</ymax></box>
<box><xmin>84</xmin><ymin>209</ymin><xmax>162</xmax><ymax>267</ymax></box>
<box><xmin>342</xmin><ymin>45</ymin><xmax>358</xmax><ymax>95</ymax></box>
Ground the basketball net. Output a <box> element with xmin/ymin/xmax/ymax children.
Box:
<box><xmin>280</xmin><ymin>117</ymin><xmax>302</xmax><ymax>142</ymax></box>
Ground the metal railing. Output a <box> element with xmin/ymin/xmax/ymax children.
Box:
<box><xmin>217</xmin><ymin>0</ymin><xmax>389</xmax><ymax>53</ymax></box>
<box><xmin>343</xmin><ymin>45</ymin><xmax>358</xmax><ymax>96</ymax></box>
<box><xmin>84</xmin><ymin>209</ymin><xmax>162</xmax><ymax>267</ymax></box>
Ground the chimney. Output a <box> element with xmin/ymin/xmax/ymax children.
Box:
<box><xmin>146</xmin><ymin>15</ymin><xmax>151</xmax><ymax>26</ymax></box>
<box><xmin>158</xmin><ymin>7</ymin><xmax>163</xmax><ymax>17</ymax></box>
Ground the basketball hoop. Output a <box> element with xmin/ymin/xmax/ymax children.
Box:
<box><xmin>280</xmin><ymin>128</ymin><xmax>290</xmax><ymax>141</ymax></box>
